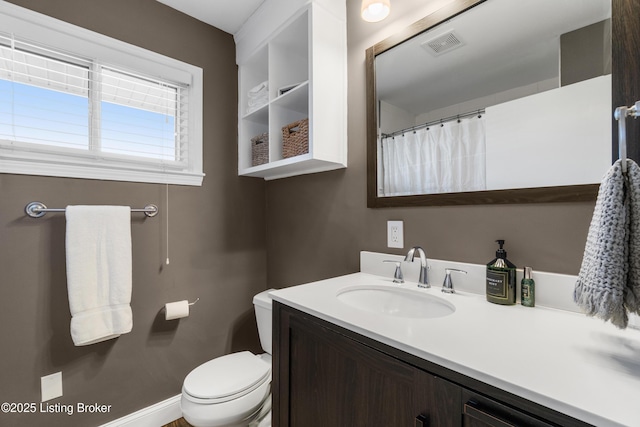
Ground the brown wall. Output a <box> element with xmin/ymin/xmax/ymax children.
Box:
<box><xmin>265</xmin><ymin>0</ymin><xmax>597</xmax><ymax>290</ymax></box>
<box><xmin>0</xmin><ymin>1</ymin><xmax>266</xmax><ymax>426</ymax></box>
<box><xmin>561</xmin><ymin>19</ymin><xmax>612</xmax><ymax>86</ymax></box>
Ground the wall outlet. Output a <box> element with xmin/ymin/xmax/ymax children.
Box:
<box><xmin>41</xmin><ymin>372</ymin><xmax>63</xmax><ymax>402</ymax></box>
<box><xmin>387</xmin><ymin>220</ymin><xmax>404</xmax><ymax>248</ymax></box>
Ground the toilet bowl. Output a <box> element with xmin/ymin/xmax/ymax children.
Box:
<box><xmin>181</xmin><ymin>290</ymin><xmax>274</xmax><ymax>427</ymax></box>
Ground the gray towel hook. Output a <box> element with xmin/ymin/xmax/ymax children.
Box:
<box><xmin>614</xmin><ymin>101</ymin><xmax>639</xmax><ymax>174</ymax></box>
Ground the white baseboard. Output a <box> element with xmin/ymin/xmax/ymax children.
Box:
<box><xmin>98</xmin><ymin>394</ymin><xmax>182</xmax><ymax>427</ymax></box>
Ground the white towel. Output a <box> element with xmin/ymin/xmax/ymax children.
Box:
<box><xmin>246</xmin><ymin>97</ymin><xmax>268</xmax><ymax>115</ymax></box>
<box><xmin>65</xmin><ymin>206</ymin><xmax>133</xmax><ymax>346</ymax></box>
<box><xmin>574</xmin><ymin>159</ymin><xmax>640</xmax><ymax>328</ymax></box>
<box><xmin>248</xmin><ymin>80</ymin><xmax>268</xmax><ymax>97</ymax></box>
<box><xmin>248</xmin><ymin>88</ymin><xmax>268</xmax><ymax>99</ymax></box>
<box><xmin>248</xmin><ymin>93</ymin><xmax>268</xmax><ymax>107</ymax></box>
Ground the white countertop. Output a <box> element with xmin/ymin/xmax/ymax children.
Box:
<box><xmin>271</xmin><ymin>271</ymin><xmax>640</xmax><ymax>427</ymax></box>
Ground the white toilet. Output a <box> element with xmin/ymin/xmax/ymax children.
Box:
<box><xmin>181</xmin><ymin>289</ymin><xmax>274</xmax><ymax>427</ymax></box>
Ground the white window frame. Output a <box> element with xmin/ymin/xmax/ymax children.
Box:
<box><xmin>0</xmin><ymin>1</ymin><xmax>204</xmax><ymax>186</ymax></box>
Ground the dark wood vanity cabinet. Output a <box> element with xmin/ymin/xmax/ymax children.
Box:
<box><xmin>273</xmin><ymin>302</ymin><xmax>592</xmax><ymax>427</ymax></box>
<box><xmin>461</xmin><ymin>390</ymin><xmax>555</xmax><ymax>427</ymax></box>
<box><xmin>273</xmin><ymin>304</ymin><xmax>460</xmax><ymax>426</ymax></box>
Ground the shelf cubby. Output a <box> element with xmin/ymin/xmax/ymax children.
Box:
<box><xmin>237</xmin><ymin>2</ymin><xmax>346</xmax><ymax>180</ymax></box>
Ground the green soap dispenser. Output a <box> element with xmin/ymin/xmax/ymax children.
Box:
<box><xmin>521</xmin><ymin>266</ymin><xmax>535</xmax><ymax>307</ymax></box>
<box><xmin>486</xmin><ymin>240</ymin><xmax>517</xmax><ymax>305</ymax></box>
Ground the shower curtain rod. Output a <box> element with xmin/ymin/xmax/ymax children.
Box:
<box><xmin>24</xmin><ymin>201</ymin><xmax>159</xmax><ymax>218</ymax></box>
<box><xmin>381</xmin><ymin>108</ymin><xmax>485</xmax><ymax>139</ymax></box>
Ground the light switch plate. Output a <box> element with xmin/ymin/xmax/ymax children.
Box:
<box><xmin>387</xmin><ymin>220</ymin><xmax>404</xmax><ymax>248</ymax></box>
<box><xmin>41</xmin><ymin>372</ymin><xmax>63</xmax><ymax>402</ymax></box>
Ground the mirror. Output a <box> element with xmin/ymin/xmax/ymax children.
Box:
<box><xmin>366</xmin><ymin>0</ymin><xmax>613</xmax><ymax>207</ymax></box>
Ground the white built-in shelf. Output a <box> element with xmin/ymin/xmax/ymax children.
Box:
<box><xmin>242</xmin><ymin>103</ymin><xmax>269</xmax><ymax>122</ymax></box>
<box><xmin>236</xmin><ymin>1</ymin><xmax>347</xmax><ymax>180</ymax></box>
<box><xmin>272</xmin><ymin>81</ymin><xmax>309</xmax><ymax>110</ymax></box>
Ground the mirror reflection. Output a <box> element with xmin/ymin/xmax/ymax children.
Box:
<box><xmin>375</xmin><ymin>0</ymin><xmax>611</xmax><ymax>198</ymax></box>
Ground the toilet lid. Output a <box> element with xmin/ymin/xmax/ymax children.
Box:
<box><xmin>184</xmin><ymin>351</ymin><xmax>271</xmax><ymax>400</ymax></box>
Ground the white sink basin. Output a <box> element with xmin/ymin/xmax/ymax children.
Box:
<box><xmin>336</xmin><ymin>285</ymin><xmax>455</xmax><ymax>319</ymax></box>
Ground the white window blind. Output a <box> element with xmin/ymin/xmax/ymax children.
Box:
<box><xmin>0</xmin><ymin>35</ymin><xmax>90</xmax><ymax>151</ymax></box>
<box><xmin>0</xmin><ymin>34</ymin><xmax>189</xmax><ymax>165</ymax></box>
<box><xmin>0</xmin><ymin>2</ymin><xmax>203</xmax><ymax>185</ymax></box>
<box><xmin>99</xmin><ymin>67</ymin><xmax>188</xmax><ymax>163</ymax></box>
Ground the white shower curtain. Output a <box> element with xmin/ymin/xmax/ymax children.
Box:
<box><xmin>380</xmin><ymin>115</ymin><xmax>486</xmax><ymax>196</ymax></box>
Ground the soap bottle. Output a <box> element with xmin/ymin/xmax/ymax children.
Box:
<box><xmin>486</xmin><ymin>240</ymin><xmax>517</xmax><ymax>305</ymax></box>
<box><xmin>521</xmin><ymin>266</ymin><xmax>535</xmax><ymax>307</ymax></box>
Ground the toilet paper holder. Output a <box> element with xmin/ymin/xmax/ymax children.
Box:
<box><xmin>163</xmin><ymin>298</ymin><xmax>199</xmax><ymax>308</ymax></box>
<box><xmin>163</xmin><ymin>298</ymin><xmax>199</xmax><ymax>320</ymax></box>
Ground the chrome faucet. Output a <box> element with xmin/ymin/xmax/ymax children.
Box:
<box><xmin>405</xmin><ymin>246</ymin><xmax>429</xmax><ymax>288</ymax></box>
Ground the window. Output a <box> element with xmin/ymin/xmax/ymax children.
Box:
<box><xmin>0</xmin><ymin>3</ymin><xmax>203</xmax><ymax>185</ymax></box>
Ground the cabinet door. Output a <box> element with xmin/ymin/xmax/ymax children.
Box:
<box><xmin>461</xmin><ymin>390</ymin><xmax>554</xmax><ymax>427</ymax></box>
<box><xmin>274</xmin><ymin>304</ymin><xmax>461</xmax><ymax>427</ymax></box>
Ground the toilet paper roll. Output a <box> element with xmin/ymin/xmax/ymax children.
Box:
<box><xmin>165</xmin><ymin>300</ymin><xmax>189</xmax><ymax>320</ymax></box>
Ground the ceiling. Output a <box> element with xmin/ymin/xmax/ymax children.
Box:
<box><xmin>376</xmin><ymin>0</ymin><xmax>611</xmax><ymax>117</ymax></box>
<box><xmin>155</xmin><ymin>0</ymin><xmax>265</xmax><ymax>34</ymax></box>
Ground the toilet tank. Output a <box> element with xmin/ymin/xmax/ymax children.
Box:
<box><xmin>253</xmin><ymin>289</ymin><xmax>274</xmax><ymax>354</ymax></box>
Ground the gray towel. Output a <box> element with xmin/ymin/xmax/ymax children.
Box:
<box><xmin>625</xmin><ymin>160</ymin><xmax>640</xmax><ymax>311</ymax></box>
<box><xmin>574</xmin><ymin>159</ymin><xmax>640</xmax><ymax>328</ymax></box>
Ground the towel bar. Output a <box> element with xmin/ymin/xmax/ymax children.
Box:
<box><xmin>25</xmin><ymin>201</ymin><xmax>159</xmax><ymax>218</ymax></box>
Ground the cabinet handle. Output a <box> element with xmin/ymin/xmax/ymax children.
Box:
<box><xmin>463</xmin><ymin>401</ymin><xmax>516</xmax><ymax>427</ymax></box>
<box><xmin>414</xmin><ymin>414</ymin><xmax>428</xmax><ymax>427</ymax></box>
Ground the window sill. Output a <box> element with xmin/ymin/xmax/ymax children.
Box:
<box><xmin>0</xmin><ymin>155</ymin><xmax>204</xmax><ymax>186</ymax></box>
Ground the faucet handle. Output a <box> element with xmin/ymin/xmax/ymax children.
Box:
<box><xmin>442</xmin><ymin>268</ymin><xmax>467</xmax><ymax>294</ymax></box>
<box><xmin>383</xmin><ymin>260</ymin><xmax>404</xmax><ymax>284</ymax></box>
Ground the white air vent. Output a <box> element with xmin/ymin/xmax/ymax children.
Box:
<box><xmin>421</xmin><ymin>30</ymin><xmax>465</xmax><ymax>56</ymax></box>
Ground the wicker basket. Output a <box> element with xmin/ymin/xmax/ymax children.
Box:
<box><xmin>251</xmin><ymin>132</ymin><xmax>269</xmax><ymax>166</ymax></box>
<box><xmin>282</xmin><ymin>118</ymin><xmax>309</xmax><ymax>158</ymax></box>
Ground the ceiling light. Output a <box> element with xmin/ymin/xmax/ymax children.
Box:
<box><xmin>361</xmin><ymin>0</ymin><xmax>390</xmax><ymax>23</ymax></box>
